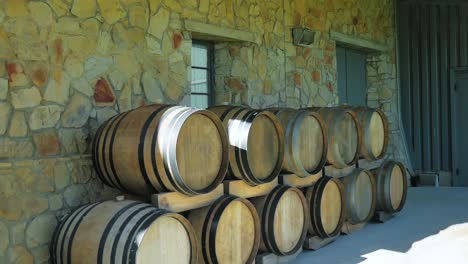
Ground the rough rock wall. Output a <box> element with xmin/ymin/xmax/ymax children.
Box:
<box><xmin>0</xmin><ymin>0</ymin><xmax>401</xmax><ymax>263</ymax></box>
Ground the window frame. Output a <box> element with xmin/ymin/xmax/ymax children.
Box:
<box><xmin>191</xmin><ymin>40</ymin><xmax>215</xmax><ymax>108</ymax></box>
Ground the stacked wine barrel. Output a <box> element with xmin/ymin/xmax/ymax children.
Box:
<box><xmin>50</xmin><ymin>103</ymin><xmax>408</xmax><ymax>264</ymax></box>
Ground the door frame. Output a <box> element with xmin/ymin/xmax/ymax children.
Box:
<box><xmin>450</xmin><ymin>67</ymin><xmax>468</xmax><ymax>186</ymax></box>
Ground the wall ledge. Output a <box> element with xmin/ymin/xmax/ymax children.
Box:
<box><xmin>185</xmin><ymin>20</ymin><xmax>256</xmax><ymax>43</ymax></box>
<box><xmin>330</xmin><ymin>31</ymin><xmax>389</xmax><ymax>53</ymax></box>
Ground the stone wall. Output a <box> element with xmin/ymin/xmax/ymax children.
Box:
<box><xmin>0</xmin><ymin>0</ymin><xmax>402</xmax><ymax>263</ymax></box>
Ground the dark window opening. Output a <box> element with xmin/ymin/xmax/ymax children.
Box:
<box><xmin>191</xmin><ymin>41</ymin><xmax>214</xmax><ymax>109</ymax></box>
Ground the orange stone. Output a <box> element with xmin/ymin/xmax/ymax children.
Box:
<box><xmin>53</xmin><ymin>38</ymin><xmax>63</xmax><ymax>64</ymax></box>
<box><xmin>293</xmin><ymin>12</ymin><xmax>301</xmax><ymax>27</ymax></box>
<box><xmin>263</xmin><ymin>79</ymin><xmax>272</xmax><ymax>94</ymax></box>
<box><xmin>303</xmin><ymin>48</ymin><xmax>311</xmax><ymax>59</ymax></box>
<box><xmin>33</xmin><ymin>131</ymin><xmax>60</xmax><ymax>156</ymax></box>
<box><xmin>6</xmin><ymin>63</ymin><xmax>24</xmax><ymax>82</ymax></box>
<box><xmin>173</xmin><ymin>32</ymin><xmax>183</xmax><ymax>49</ymax></box>
<box><xmin>94</xmin><ymin>78</ymin><xmax>115</xmax><ymax>106</ymax></box>
<box><xmin>312</xmin><ymin>71</ymin><xmax>321</xmax><ymax>83</ymax></box>
<box><xmin>29</xmin><ymin>63</ymin><xmax>49</xmax><ymax>89</ymax></box>
<box><xmin>225</xmin><ymin>77</ymin><xmax>245</xmax><ymax>92</ymax></box>
<box><xmin>294</xmin><ymin>72</ymin><xmax>301</xmax><ymax>86</ymax></box>
<box><xmin>229</xmin><ymin>46</ymin><xmax>239</xmax><ymax>57</ymax></box>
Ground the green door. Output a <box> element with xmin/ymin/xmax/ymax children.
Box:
<box><xmin>337</xmin><ymin>46</ymin><xmax>367</xmax><ymax>106</ymax></box>
<box><xmin>452</xmin><ymin>69</ymin><xmax>468</xmax><ymax>186</ymax></box>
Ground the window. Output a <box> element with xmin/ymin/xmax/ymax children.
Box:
<box><xmin>337</xmin><ymin>46</ymin><xmax>367</xmax><ymax>106</ymax></box>
<box><xmin>191</xmin><ymin>41</ymin><xmax>214</xmax><ymax>109</ymax></box>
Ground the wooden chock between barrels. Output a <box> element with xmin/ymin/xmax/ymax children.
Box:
<box><xmin>224</xmin><ymin>178</ymin><xmax>278</xmax><ymax>199</ymax></box>
<box><xmin>324</xmin><ymin>164</ymin><xmax>356</xmax><ymax>178</ymax></box>
<box><xmin>279</xmin><ymin>170</ymin><xmax>322</xmax><ymax>188</ymax></box>
<box><xmin>341</xmin><ymin>222</ymin><xmax>366</xmax><ymax>235</ymax></box>
<box><xmin>151</xmin><ymin>185</ymin><xmax>224</xmax><ymax>213</ymax></box>
<box><xmin>303</xmin><ymin>234</ymin><xmax>339</xmax><ymax>250</ymax></box>
<box><xmin>254</xmin><ymin>248</ymin><xmax>303</xmax><ymax>264</ymax></box>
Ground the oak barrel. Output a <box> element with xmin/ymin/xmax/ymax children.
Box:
<box><xmin>305</xmin><ymin>177</ymin><xmax>345</xmax><ymax>238</ymax></box>
<box><xmin>209</xmin><ymin>105</ymin><xmax>285</xmax><ymax>185</ymax></box>
<box><xmin>50</xmin><ymin>200</ymin><xmax>196</xmax><ymax>264</ymax></box>
<box><xmin>309</xmin><ymin>107</ymin><xmax>362</xmax><ymax>168</ymax></box>
<box><xmin>351</xmin><ymin>107</ymin><xmax>389</xmax><ymax>160</ymax></box>
<box><xmin>269</xmin><ymin>108</ymin><xmax>328</xmax><ymax>177</ymax></box>
<box><xmin>188</xmin><ymin>195</ymin><xmax>260</xmax><ymax>264</ymax></box>
<box><xmin>92</xmin><ymin>104</ymin><xmax>229</xmax><ymax>196</ymax></box>
<box><xmin>371</xmin><ymin>160</ymin><xmax>408</xmax><ymax>214</ymax></box>
<box><xmin>342</xmin><ymin>168</ymin><xmax>377</xmax><ymax>224</ymax></box>
<box><xmin>250</xmin><ymin>185</ymin><xmax>308</xmax><ymax>256</ymax></box>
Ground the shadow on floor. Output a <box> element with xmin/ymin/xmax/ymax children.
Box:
<box><xmin>294</xmin><ymin>187</ymin><xmax>468</xmax><ymax>264</ymax></box>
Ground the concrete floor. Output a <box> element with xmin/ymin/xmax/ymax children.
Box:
<box><xmin>294</xmin><ymin>187</ymin><xmax>468</xmax><ymax>264</ymax></box>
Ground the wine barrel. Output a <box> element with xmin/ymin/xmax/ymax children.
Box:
<box><xmin>250</xmin><ymin>185</ymin><xmax>307</xmax><ymax>256</ymax></box>
<box><xmin>188</xmin><ymin>195</ymin><xmax>260</xmax><ymax>264</ymax></box>
<box><xmin>92</xmin><ymin>104</ymin><xmax>229</xmax><ymax>196</ymax></box>
<box><xmin>342</xmin><ymin>168</ymin><xmax>376</xmax><ymax>224</ymax></box>
<box><xmin>50</xmin><ymin>199</ymin><xmax>196</xmax><ymax>264</ymax></box>
<box><xmin>371</xmin><ymin>161</ymin><xmax>408</xmax><ymax>214</ymax></box>
<box><xmin>268</xmin><ymin>108</ymin><xmax>328</xmax><ymax>177</ymax></box>
<box><xmin>351</xmin><ymin>107</ymin><xmax>389</xmax><ymax>160</ymax></box>
<box><xmin>305</xmin><ymin>177</ymin><xmax>345</xmax><ymax>238</ymax></box>
<box><xmin>309</xmin><ymin>107</ymin><xmax>362</xmax><ymax>168</ymax></box>
<box><xmin>209</xmin><ymin>105</ymin><xmax>284</xmax><ymax>185</ymax></box>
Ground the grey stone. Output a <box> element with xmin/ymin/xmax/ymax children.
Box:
<box><xmin>0</xmin><ymin>78</ymin><xmax>7</xmax><ymax>99</ymax></box>
<box><xmin>9</xmin><ymin>112</ymin><xmax>28</xmax><ymax>137</ymax></box>
<box><xmin>11</xmin><ymin>222</ymin><xmax>26</xmax><ymax>245</ymax></box>
<box><xmin>141</xmin><ymin>72</ymin><xmax>164</xmax><ymax>103</ymax></box>
<box><xmin>108</xmin><ymin>70</ymin><xmax>125</xmax><ymax>91</ymax></box>
<box><xmin>61</xmin><ymin>94</ymin><xmax>93</xmax><ymax>128</ymax></box>
<box><xmin>231</xmin><ymin>59</ymin><xmax>248</xmax><ymax>77</ymax></box>
<box><xmin>29</xmin><ymin>105</ymin><xmax>64</xmax><ymax>130</ymax></box>
<box><xmin>132</xmin><ymin>77</ymin><xmax>142</xmax><ymax>95</ymax></box>
<box><xmin>118</xmin><ymin>84</ymin><xmax>132</xmax><ymax>112</ymax></box>
<box><xmin>32</xmin><ymin>245</ymin><xmax>50</xmax><ymax>264</ymax></box>
<box><xmin>44</xmin><ymin>72</ymin><xmax>71</xmax><ymax>105</ymax></box>
<box><xmin>0</xmin><ymin>103</ymin><xmax>11</xmax><ymax>135</ymax></box>
<box><xmin>0</xmin><ymin>138</ymin><xmax>33</xmax><ymax>159</ymax></box>
<box><xmin>148</xmin><ymin>8</ymin><xmax>170</xmax><ymax>39</ymax></box>
<box><xmin>58</xmin><ymin>129</ymin><xmax>78</xmax><ymax>154</ymax></box>
<box><xmin>26</xmin><ymin>214</ymin><xmax>57</xmax><ymax>248</ymax></box>
<box><xmin>11</xmin><ymin>87</ymin><xmax>41</xmax><ymax>109</ymax></box>
<box><xmin>0</xmin><ymin>221</ymin><xmax>8</xmax><ymax>256</ymax></box>
<box><xmin>49</xmin><ymin>194</ymin><xmax>63</xmax><ymax>211</ymax></box>
<box><xmin>71</xmin><ymin>78</ymin><xmax>94</xmax><ymax>97</ymax></box>
<box><xmin>64</xmin><ymin>185</ymin><xmax>89</xmax><ymax>207</ymax></box>
<box><xmin>84</xmin><ymin>56</ymin><xmax>112</xmax><ymax>80</ymax></box>
<box><xmin>96</xmin><ymin>108</ymin><xmax>117</xmax><ymax>125</ymax></box>
<box><xmin>146</xmin><ymin>35</ymin><xmax>162</xmax><ymax>55</ymax></box>
<box><xmin>9</xmin><ymin>246</ymin><xmax>33</xmax><ymax>264</ymax></box>
<box><xmin>54</xmin><ymin>162</ymin><xmax>70</xmax><ymax>190</ymax></box>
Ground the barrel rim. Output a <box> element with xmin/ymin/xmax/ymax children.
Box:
<box><xmin>307</xmin><ymin>107</ymin><xmax>363</xmax><ymax>168</ymax></box>
<box><xmin>263</xmin><ymin>185</ymin><xmax>308</xmax><ymax>256</ymax></box>
<box><xmin>245</xmin><ymin>110</ymin><xmax>285</xmax><ymax>184</ymax></box>
<box><xmin>175</xmin><ymin>109</ymin><xmax>229</xmax><ymax>194</ymax></box>
<box><xmin>156</xmin><ymin>106</ymin><xmax>229</xmax><ymax>195</ymax></box>
<box><xmin>306</xmin><ymin>177</ymin><xmax>346</xmax><ymax>238</ymax></box>
<box><xmin>358</xmin><ymin>107</ymin><xmax>389</xmax><ymax>160</ymax></box>
<box><xmin>381</xmin><ymin>160</ymin><xmax>408</xmax><ymax>213</ymax></box>
<box><xmin>132</xmin><ymin>211</ymin><xmax>198</xmax><ymax>264</ymax></box>
<box><xmin>203</xmin><ymin>195</ymin><xmax>261</xmax><ymax>264</ymax></box>
<box><xmin>343</xmin><ymin>168</ymin><xmax>377</xmax><ymax>224</ymax></box>
<box><xmin>216</xmin><ymin>107</ymin><xmax>285</xmax><ymax>185</ymax></box>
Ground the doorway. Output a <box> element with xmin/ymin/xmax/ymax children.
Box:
<box><xmin>451</xmin><ymin>68</ymin><xmax>468</xmax><ymax>186</ymax></box>
<box><xmin>337</xmin><ymin>46</ymin><xmax>367</xmax><ymax>106</ymax></box>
